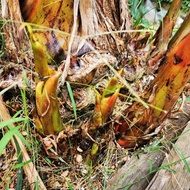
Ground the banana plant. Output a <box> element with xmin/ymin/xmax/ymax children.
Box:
<box><xmin>22</xmin><ymin>0</ymin><xmax>77</xmax><ymax>135</ymax></box>
<box><xmin>26</xmin><ymin>25</ymin><xmax>63</xmax><ymax>135</ymax></box>
<box><xmin>91</xmin><ymin>70</ymin><xmax>123</xmax><ymax>129</ymax></box>
<box><xmin>34</xmin><ymin>71</ymin><xmax>63</xmax><ymax>135</ymax></box>
<box><xmin>26</xmin><ymin>25</ymin><xmax>56</xmax><ymax>82</ymax></box>
<box><xmin>116</xmin><ymin>10</ymin><xmax>190</xmax><ymax>148</ymax></box>
<box><xmin>85</xmin><ymin>143</ymin><xmax>99</xmax><ymax>166</ymax></box>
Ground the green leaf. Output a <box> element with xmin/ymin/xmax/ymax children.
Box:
<box><xmin>12</xmin><ymin>159</ymin><xmax>32</xmax><ymax>169</ymax></box>
<box><xmin>91</xmin><ymin>143</ymin><xmax>99</xmax><ymax>156</ymax></box>
<box><xmin>66</xmin><ymin>81</ymin><xmax>77</xmax><ymax>120</ymax></box>
<box><xmin>0</xmin><ymin>127</ymin><xmax>20</xmax><ymax>155</ymax></box>
<box><xmin>66</xmin><ymin>179</ymin><xmax>74</xmax><ymax>190</ymax></box>
<box><xmin>149</xmin><ymin>160</ymin><xmax>153</xmax><ymax>173</ymax></box>
<box><xmin>0</xmin><ymin>117</ymin><xmax>25</xmax><ymax>130</ymax></box>
<box><xmin>7</xmin><ymin>124</ymin><xmax>31</xmax><ymax>150</ymax></box>
<box><xmin>172</xmin><ymin>143</ymin><xmax>190</xmax><ymax>173</ymax></box>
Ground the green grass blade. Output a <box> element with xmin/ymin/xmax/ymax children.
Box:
<box><xmin>0</xmin><ymin>117</ymin><xmax>26</xmax><ymax>129</ymax></box>
<box><xmin>50</xmin><ymin>148</ymin><xmax>69</xmax><ymax>165</ymax></box>
<box><xmin>0</xmin><ymin>33</ymin><xmax>5</xmax><ymax>57</ymax></box>
<box><xmin>7</xmin><ymin>123</ymin><xmax>31</xmax><ymax>150</ymax></box>
<box><xmin>12</xmin><ymin>110</ymin><xmax>23</xmax><ymax>118</ymax></box>
<box><xmin>66</xmin><ymin>178</ymin><xmax>74</xmax><ymax>190</ymax></box>
<box><xmin>149</xmin><ymin>160</ymin><xmax>153</xmax><ymax>173</ymax></box>
<box><xmin>20</xmin><ymin>89</ymin><xmax>28</xmax><ymax>116</ymax></box>
<box><xmin>0</xmin><ymin>127</ymin><xmax>20</xmax><ymax>155</ymax></box>
<box><xmin>172</xmin><ymin>142</ymin><xmax>190</xmax><ymax>173</ymax></box>
<box><xmin>12</xmin><ymin>159</ymin><xmax>32</xmax><ymax>169</ymax></box>
<box><xmin>66</xmin><ymin>81</ymin><xmax>77</xmax><ymax>119</ymax></box>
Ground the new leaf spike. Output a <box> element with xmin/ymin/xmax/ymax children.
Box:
<box><xmin>26</xmin><ymin>24</ymin><xmax>56</xmax><ymax>82</ymax></box>
<box><xmin>35</xmin><ymin>72</ymin><xmax>63</xmax><ymax>135</ymax></box>
<box><xmin>91</xmin><ymin>69</ymin><xmax>122</xmax><ymax>128</ymax></box>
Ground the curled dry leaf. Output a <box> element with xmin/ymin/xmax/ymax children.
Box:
<box><xmin>41</xmin><ymin>135</ymin><xmax>57</xmax><ymax>157</ymax></box>
<box><xmin>0</xmin><ymin>63</ymin><xmax>26</xmax><ymax>89</ymax></box>
<box><xmin>66</xmin><ymin>52</ymin><xmax>116</xmax><ymax>84</ymax></box>
<box><xmin>49</xmin><ymin>127</ymin><xmax>80</xmax><ymax>158</ymax></box>
<box><xmin>57</xmin><ymin>127</ymin><xmax>79</xmax><ymax>140</ymax></box>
